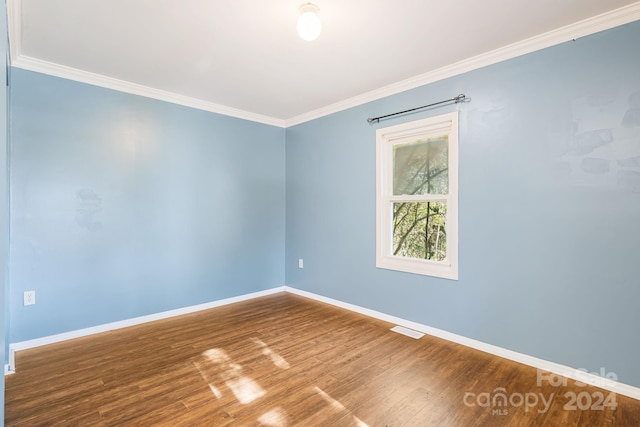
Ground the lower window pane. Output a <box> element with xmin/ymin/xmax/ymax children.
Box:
<box><xmin>393</xmin><ymin>201</ymin><xmax>447</xmax><ymax>261</ymax></box>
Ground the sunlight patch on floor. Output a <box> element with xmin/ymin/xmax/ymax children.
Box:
<box><xmin>226</xmin><ymin>375</ymin><xmax>266</xmax><ymax>404</ymax></box>
<box><xmin>258</xmin><ymin>407</ymin><xmax>288</xmax><ymax>427</ymax></box>
<box><xmin>193</xmin><ymin>344</ymin><xmax>293</xmax><ymax>425</ymax></box>
<box><xmin>314</xmin><ymin>386</ymin><xmax>370</xmax><ymax>426</ymax></box>
<box><xmin>314</xmin><ymin>386</ymin><xmax>347</xmax><ymax>411</ymax></box>
<box><xmin>195</xmin><ymin>348</ymin><xmax>265</xmax><ymax>404</ymax></box>
<box><xmin>252</xmin><ymin>337</ymin><xmax>290</xmax><ymax>369</ymax></box>
<box><xmin>208</xmin><ymin>384</ymin><xmax>222</xmax><ymax>399</ymax></box>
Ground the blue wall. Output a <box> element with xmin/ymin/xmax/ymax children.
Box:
<box><xmin>9</xmin><ymin>69</ymin><xmax>285</xmax><ymax>343</ymax></box>
<box><xmin>286</xmin><ymin>21</ymin><xmax>640</xmax><ymax>388</ymax></box>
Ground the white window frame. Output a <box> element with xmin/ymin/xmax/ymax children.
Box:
<box><xmin>375</xmin><ymin>112</ymin><xmax>459</xmax><ymax>280</ymax></box>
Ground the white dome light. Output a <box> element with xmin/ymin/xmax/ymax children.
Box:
<box><xmin>297</xmin><ymin>3</ymin><xmax>321</xmax><ymax>41</ymax></box>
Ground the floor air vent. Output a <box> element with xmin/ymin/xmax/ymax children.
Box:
<box><xmin>390</xmin><ymin>326</ymin><xmax>425</xmax><ymax>339</ymax></box>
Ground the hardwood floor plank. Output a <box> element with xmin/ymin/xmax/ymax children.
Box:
<box><xmin>5</xmin><ymin>293</ymin><xmax>640</xmax><ymax>426</ymax></box>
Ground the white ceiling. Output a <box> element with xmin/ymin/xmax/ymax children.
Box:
<box><xmin>8</xmin><ymin>0</ymin><xmax>640</xmax><ymax>127</ymax></box>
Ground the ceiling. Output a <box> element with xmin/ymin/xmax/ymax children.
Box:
<box><xmin>8</xmin><ymin>0</ymin><xmax>640</xmax><ymax>127</ymax></box>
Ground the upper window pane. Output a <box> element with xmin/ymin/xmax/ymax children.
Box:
<box><xmin>393</xmin><ymin>136</ymin><xmax>448</xmax><ymax>195</ymax></box>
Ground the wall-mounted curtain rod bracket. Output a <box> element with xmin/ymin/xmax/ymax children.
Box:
<box><xmin>367</xmin><ymin>94</ymin><xmax>466</xmax><ymax>124</ymax></box>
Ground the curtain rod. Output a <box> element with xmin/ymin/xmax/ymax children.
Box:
<box><xmin>367</xmin><ymin>94</ymin><xmax>466</xmax><ymax>124</ymax></box>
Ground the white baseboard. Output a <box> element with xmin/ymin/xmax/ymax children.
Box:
<box><xmin>8</xmin><ymin>346</ymin><xmax>15</xmax><ymax>373</ymax></box>
<box><xmin>6</xmin><ymin>284</ymin><xmax>640</xmax><ymax>402</ymax></box>
<box><xmin>284</xmin><ymin>286</ymin><xmax>640</xmax><ymax>401</ymax></box>
<box><xmin>7</xmin><ymin>287</ymin><xmax>285</xmax><ymax>361</ymax></box>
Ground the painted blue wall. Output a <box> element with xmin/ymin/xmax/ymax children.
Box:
<box><xmin>286</xmin><ymin>21</ymin><xmax>640</xmax><ymax>388</ymax></box>
<box><xmin>9</xmin><ymin>69</ymin><xmax>285</xmax><ymax>343</ymax></box>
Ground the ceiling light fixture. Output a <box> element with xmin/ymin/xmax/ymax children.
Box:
<box><xmin>297</xmin><ymin>3</ymin><xmax>321</xmax><ymax>41</ymax></box>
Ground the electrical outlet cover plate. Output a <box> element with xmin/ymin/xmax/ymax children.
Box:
<box><xmin>24</xmin><ymin>290</ymin><xmax>36</xmax><ymax>306</ymax></box>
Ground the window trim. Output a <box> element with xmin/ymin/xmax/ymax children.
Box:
<box><xmin>375</xmin><ymin>112</ymin><xmax>459</xmax><ymax>280</ymax></box>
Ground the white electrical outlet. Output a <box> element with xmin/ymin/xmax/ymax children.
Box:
<box><xmin>298</xmin><ymin>259</ymin><xmax>304</xmax><ymax>269</ymax></box>
<box><xmin>24</xmin><ymin>291</ymin><xmax>36</xmax><ymax>306</ymax></box>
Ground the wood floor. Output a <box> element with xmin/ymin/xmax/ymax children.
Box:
<box><xmin>5</xmin><ymin>293</ymin><xmax>640</xmax><ymax>426</ymax></box>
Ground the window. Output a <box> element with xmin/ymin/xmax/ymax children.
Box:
<box><xmin>376</xmin><ymin>112</ymin><xmax>458</xmax><ymax>279</ymax></box>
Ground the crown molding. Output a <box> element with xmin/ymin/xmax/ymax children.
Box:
<box><xmin>284</xmin><ymin>2</ymin><xmax>640</xmax><ymax>127</ymax></box>
<box><xmin>7</xmin><ymin>0</ymin><xmax>21</xmax><ymax>64</ymax></box>
<box><xmin>7</xmin><ymin>0</ymin><xmax>282</xmax><ymax>126</ymax></box>
<box><xmin>10</xmin><ymin>55</ymin><xmax>287</xmax><ymax>128</ymax></box>
<box><xmin>6</xmin><ymin>0</ymin><xmax>640</xmax><ymax>128</ymax></box>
